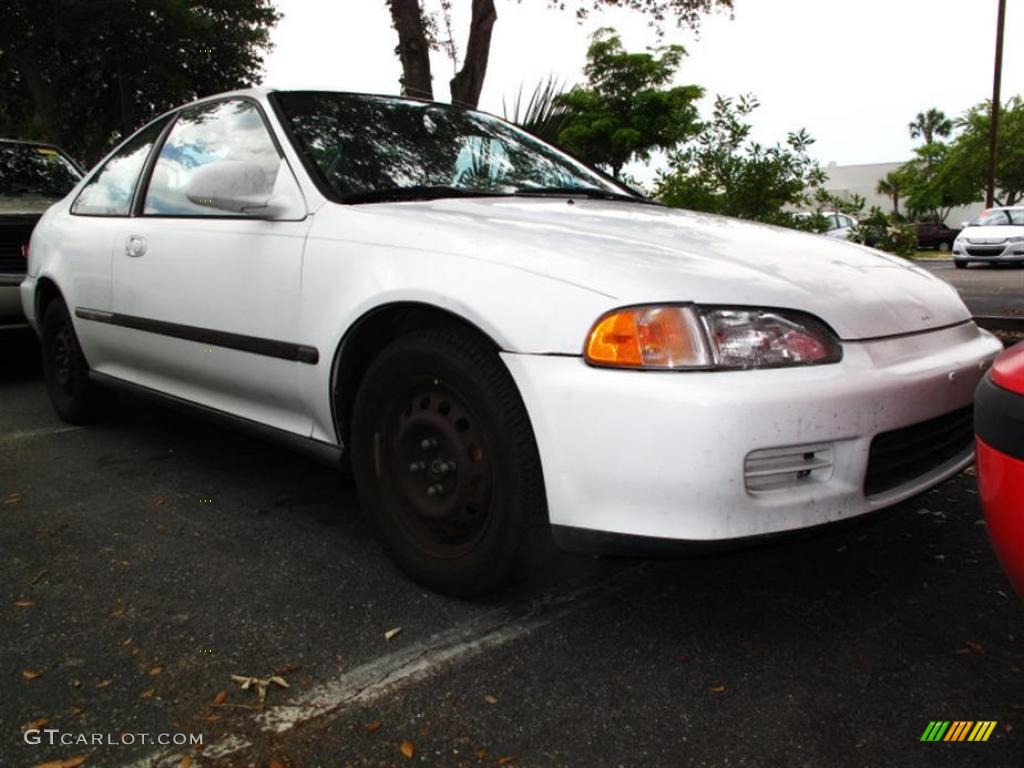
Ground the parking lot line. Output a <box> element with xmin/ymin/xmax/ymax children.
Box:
<box><xmin>118</xmin><ymin>563</ymin><xmax>651</xmax><ymax>767</ymax></box>
<box><xmin>1</xmin><ymin>425</ymin><xmax>83</xmax><ymax>441</ymax></box>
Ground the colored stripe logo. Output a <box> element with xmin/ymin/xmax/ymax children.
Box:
<box><xmin>920</xmin><ymin>721</ymin><xmax>997</xmax><ymax>742</ymax></box>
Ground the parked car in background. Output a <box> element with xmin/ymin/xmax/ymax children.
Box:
<box><xmin>975</xmin><ymin>341</ymin><xmax>1024</xmax><ymax>597</ymax></box>
<box><xmin>1</xmin><ymin>139</ymin><xmax>82</xmax><ymax>337</ymax></box>
<box><xmin>913</xmin><ymin>220</ymin><xmax>960</xmax><ymax>252</ymax></box>
<box><xmin>794</xmin><ymin>211</ymin><xmax>858</xmax><ymax>241</ymax></box>
<box><xmin>952</xmin><ymin>207</ymin><xmax>1024</xmax><ymax>269</ymax></box>
<box><xmin>20</xmin><ymin>89</ymin><xmax>1004</xmax><ymax>595</ymax></box>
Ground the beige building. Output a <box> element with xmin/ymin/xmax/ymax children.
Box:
<box><xmin>822</xmin><ymin>161</ymin><xmax>985</xmax><ymax>226</ymax></box>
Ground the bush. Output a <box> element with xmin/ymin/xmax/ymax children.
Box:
<box><xmin>848</xmin><ymin>207</ymin><xmax>917</xmax><ymax>257</ymax></box>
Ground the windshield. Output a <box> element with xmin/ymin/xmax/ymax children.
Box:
<box><xmin>273</xmin><ymin>91</ymin><xmax>634</xmax><ymax>203</ymax></box>
<box><xmin>0</xmin><ymin>142</ymin><xmax>81</xmax><ymax>198</ymax></box>
<box><xmin>969</xmin><ymin>208</ymin><xmax>1024</xmax><ymax>227</ymax></box>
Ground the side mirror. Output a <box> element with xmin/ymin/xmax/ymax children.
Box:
<box><xmin>185</xmin><ymin>160</ymin><xmax>304</xmax><ymax>220</ymax></box>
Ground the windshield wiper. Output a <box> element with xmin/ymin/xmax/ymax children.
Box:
<box><xmin>511</xmin><ymin>185</ymin><xmax>653</xmax><ymax>204</ymax></box>
<box><xmin>340</xmin><ymin>185</ymin><xmax>514</xmax><ymax>205</ymax></box>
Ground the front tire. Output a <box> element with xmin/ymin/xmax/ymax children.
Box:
<box><xmin>349</xmin><ymin>328</ymin><xmax>548</xmax><ymax>596</ymax></box>
<box><xmin>41</xmin><ymin>300</ymin><xmax>112</xmax><ymax>423</ymax></box>
<box><xmin>954</xmin><ymin>259</ymin><xmax>968</xmax><ymax>269</ymax></box>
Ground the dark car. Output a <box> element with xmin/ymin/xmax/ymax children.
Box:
<box><xmin>1</xmin><ymin>139</ymin><xmax>82</xmax><ymax>337</ymax></box>
<box><xmin>913</xmin><ymin>220</ymin><xmax>960</xmax><ymax>251</ymax></box>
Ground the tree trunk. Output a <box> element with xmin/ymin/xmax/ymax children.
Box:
<box><xmin>449</xmin><ymin>0</ymin><xmax>496</xmax><ymax>108</ymax></box>
<box><xmin>388</xmin><ymin>0</ymin><xmax>433</xmax><ymax>99</ymax></box>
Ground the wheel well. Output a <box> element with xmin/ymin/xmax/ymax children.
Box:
<box><xmin>331</xmin><ymin>303</ymin><xmax>500</xmax><ymax>445</ymax></box>
<box><xmin>35</xmin><ymin>277</ymin><xmax>63</xmax><ymax>322</ymax></box>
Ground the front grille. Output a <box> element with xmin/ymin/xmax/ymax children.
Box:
<box><xmin>0</xmin><ymin>243</ymin><xmax>24</xmax><ymax>274</ymax></box>
<box><xmin>864</xmin><ymin>407</ymin><xmax>973</xmax><ymax>496</ymax></box>
<box><xmin>966</xmin><ymin>246</ymin><xmax>1004</xmax><ymax>257</ymax></box>
<box><xmin>0</xmin><ymin>216</ymin><xmax>38</xmax><ymax>275</ymax></box>
<box><xmin>745</xmin><ymin>443</ymin><xmax>834</xmax><ymax>493</ymax></box>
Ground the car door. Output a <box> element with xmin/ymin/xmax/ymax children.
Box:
<box><xmin>62</xmin><ymin>118</ymin><xmax>170</xmax><ymax>376</ymax></box>
<box><xmin>111</xmin><ymin>98</ymin><xmax>314</xmax><ymax>437</ymax></box>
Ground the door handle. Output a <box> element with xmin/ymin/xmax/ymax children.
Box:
<box><xmin>125</xmin><ymin>235</ymin><xmax>147</xmax><ymax>257</ymax></box>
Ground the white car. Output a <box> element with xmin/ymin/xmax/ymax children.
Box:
<box><xmin>952</xmin><ymin>207</ymin><xmax>1024</xmax><ymax>268</ymax></box>
<box><xmin>21</xmin><ymin>89</ymin><xmax>1003</xmax><ymax>595</ymax></box>
<box><xmin>795</xmin><ymin>211</ymin><xmax>857</xmax><ymax>240</ymax></box>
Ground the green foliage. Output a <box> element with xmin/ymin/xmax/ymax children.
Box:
<box><xmin>655</xmin><ymin>94</ymin><xmax>827</xmax><ymax>226</ymax></box>
<box><xmin>908</xmin><ymin>108</ymin><xmax>953</xmax><ymax>146</ymax></box>
<box><xmin>848</xmin><ymin>207</ymin><xmax>917</xmax><ymax>258</ymax></box>
<box><xmin>875</xmin><ymin>169</ymin><xmax>911</xmax><ymax>217</ymax></box>
<box><xmin>894</xmin><ymin>98</ymin><xmax>1024</xmax><ymax>220</ymax></box>
<box><xmin>0</xmin><ymin>0</ymin><xmax>281</xmax><ymax>164</ymax></box>
<box><xmin>503</xmin><ymin>76</ymin><xmax>576</xmax><ymax>145</ymax></box>
<box><xmin>553</xmin><ymin>29</ymin><xmax>703</xmax><ymax>178</ymax></box>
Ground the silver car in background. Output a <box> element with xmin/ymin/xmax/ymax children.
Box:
<box><xmin>952</xmin><ymin>206</ymin><xmax>1024</xmax><ymax>269</ymax></box>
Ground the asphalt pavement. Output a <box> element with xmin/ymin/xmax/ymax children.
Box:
<box><xmin>918</xmin><ymin>260</ymin><xmax>1024</xmax><ymax>318</ymax></box>
<box><xmin>2</xmin><ymin>264</ymin><xmax>1023</xmax><ymax>767</ymax></box>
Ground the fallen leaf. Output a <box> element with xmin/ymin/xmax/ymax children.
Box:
<box><xmin>154</xmin><ymin>495</ymin><xmax>169</xmax><ymax>507</ymax></box>
<box><xmin>148</xmin><ymin>666</ymin><xmax>162</xmax><ymax>676</ymax></box>
<box><xmin>710</xmin><ymin>685</ymin><xmax>727</xmax><ymax>693</ymax></box>
<box><xmin>31</xmin><ymin>569</ymin><xmax>49</xmax><ymax>585</ymax></box>
<box><xmin>130</xmin><ymin>648</ymin><xmax>141</xmax><ymax>657</ymax></box>
<box><xmin>22</xmin><ymin>717</ymin><xmax>50</xmax><ymax>731</ymax></box>
<box><xmin>23</xmin><ymin>669</ymin><xmax>43</xmax><ymax>680</ymax></box>
<box><xmin>497</xmin><ymin>758</ymin><xmax>515</xmax><ymax>766</ymax></box>
<box><xmin>269</xmin><ymin>760</ymin><xmax>284</xmax><ymax>768</ymax></box>
<box><xmin>4</xmin><ymin>492</ymin><xmax>22</xmax><ymax>504</ymax></box>
<box><xmin>140</xmin><ymin>688</ymin><xmax>156</xmax><ymax>699</ymax></box>
<box><xmin>365</xmin><ymin>719</ymin><xmax>382</xmax><ymax>733</ymax></box>
<box><xmin>30</xmin><ymin>756</ymin><xmax>85</xmax><ymax>768</ymax></box>
<box><xmin>399</xmin><ymin>740</ymin><xmax>415</xmax><ymax>759</ymax></box>
<box><xmin>212</xmin><ymin>690</ymin><xmax>227</xmax><ymax>706</ymax></box>
<box><xmin>198</xmin><ymin>714</ymin><xmax>221</xmax><ymax>722</ymax></box>
<box><xmin>69</xmin><ymin>706</ymin><xmax>83</xmax><ymax>716</ymax></box>
<box><xmin>269</xmin><ymin>675</ymin><xmax>289</xmax><ymax>688</ymax></box>
<box><xmin>385</xmin><ymin>627</ymin><xmax>402</xmax><ymax>641</ymax></box>
<box><xmin>484</xmin><ymin>694</ymin><xmax>498</xmax><ymax>705</ymax></box>
<box><xmin>109</xmin><ymin>606</ymin><xmax>125</xmax><ymax>619</ymax></box>
<box><xmin>476</xmin><ymin>749</ymin><xmax>488</xmax><ymax>760</ymax></box>
<box><xmin>179</xmin><ymin>757</ymin><xmax>191</xmax><ymax>768</ymax></box>
<box><xmin>121</xmin><ymin>638</ymin><xmax>133</xmax><ymax>647</ymax></box>
<box><xmin>14</xmin><ymin>600</ymin><xmax>35</xmax><ymax>608</ymax></box>
<box><xmin>94</xmin><ymin>679</ymin><xmax>112</xmax><ymax>689</ymax></box>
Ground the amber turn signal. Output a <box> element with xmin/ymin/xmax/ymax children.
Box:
<box><xmin>585</xmin><ymin>306</ymin><xmax>712</xmax><ymax>369</ymax></box>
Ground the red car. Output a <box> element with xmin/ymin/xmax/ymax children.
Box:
<box><xmin>975</xmin><ymin>341</ymin><xmax>1024</xmax><ymax>596</ymax></box>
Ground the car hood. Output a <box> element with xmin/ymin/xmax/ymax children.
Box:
<box><xmin>960</xmin><ymin>224</ymin><xmax>1024</xmax><ymax>242</ymax></box>
<box><xmin>345</xmin><ymin>197</ymin><xmax>971</xmax><ymax>340</ymax></box>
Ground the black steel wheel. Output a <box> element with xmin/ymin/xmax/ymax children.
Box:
<box><xmin>350</xmin><ymin>327</ymin><xmax>548</xmax><ymax>596</ymax></box>
<box><xmin>41</xmin><ymin>299</ymin><xmax>112</xmax><ymax>423</ymax></box>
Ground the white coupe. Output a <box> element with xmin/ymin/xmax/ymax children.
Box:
<box><xmin>20</xmin><ymin>89</ymin><xmax>1003</xmax><ymax>595</ymax></box>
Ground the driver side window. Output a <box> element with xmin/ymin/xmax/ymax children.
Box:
<box><xmin>143</xmin><ymin>99</ymin><xmax>281</xmax><ymax>216</ymax></box>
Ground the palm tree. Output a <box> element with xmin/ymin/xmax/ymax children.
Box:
<box><xmin>908</xmin><ymin>108</ymin><xmax>953</xmax><ymax>146</ymax></box>
<box><xmin>876</xmin><ymin>171</ymin><xmax>904</xmax><ymax>217</ymax></box>
<box><xmin>503</xmin><ymin>76</ymin><xmax>575</xmax><ymax>145</ymax></box>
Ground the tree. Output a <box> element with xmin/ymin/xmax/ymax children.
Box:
<box><xmin>944</xmin><ymin>97</ymin><xmax>1024</xmax><ymax>207</ymax></box>
<box><xmin>654</xmin><ymin>94</ymin><xmax>828</xmax><ymax>226</ymax></box>
<box><xmin>503</xmin><ymin>76</ymin><xmax>576</xmax><ymax>144</ymax></box>
<box><xmin>387</xmin><ymin>0</ymin><xmax>732</xmax><ymax>108</ymax></box>
<box><xmin>550</xmin><ymin>29</ymin><xmax>701</xmax><ymax>179</ymax></box>
<box><xmin>0</xmin><ymin>0</ymin><xmax>280</xmax><ymax>164</ymax></box>
<box><xmin>908</xmin><ymin>108</ymin><xmax>953</xmax><ymax>147</ymax></box>
<box><xmin>875</xmin><ymin>170</ymin><xmax>907</xmax><ymax>217</ymax></box>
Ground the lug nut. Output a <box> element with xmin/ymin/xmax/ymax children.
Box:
<box><xmin>426</xmin><ymin>483</ymin><xmax>444</xmax><ymax>496</ymax></box>
<box><xmin>420</xmin><ymin>438</ymin><xmax>437</xmax><ymax>450</ymax></box>
<box><xmin>409</xmin><ymin>461</ymin><xmax>426</xmax><ymax>472</ymax></box>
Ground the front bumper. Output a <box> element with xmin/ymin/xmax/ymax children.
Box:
<box><xmin>953</xmin><ymin>242</ymin><xmax>1024</xmax><ymax>263</ymax></box>
<box><xmin>503</xmin><ymin>322</ymin><xmax>1003</xmax><ymax>545</ymax></box>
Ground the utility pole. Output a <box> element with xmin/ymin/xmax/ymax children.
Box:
<box><xmin>986</xmin><ymin>0</ymin><xmax>1007</xmax><ymax>208</ymax></box>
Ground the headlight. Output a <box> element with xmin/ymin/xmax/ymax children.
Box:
<box><xmin>585</xmin><ymin>305</ymin><xmax>842</xmax><ymax>370</ymax></box>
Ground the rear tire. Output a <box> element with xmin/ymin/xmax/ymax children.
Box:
<box><xmin>954</xmin><ymin>260</ymin><xmax>967</xmax><ymax>269</ymax></box>
<box><xmin>41</xmin><ymin>299</ymin><xmax>113</xmax><ymax>423</ymax></box>
<box><xmin>349</xmin><ymin>328</ymin><xmax>548</xmax><ymax>596</ymax></box>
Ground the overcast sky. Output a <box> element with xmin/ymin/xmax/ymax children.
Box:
<box><xmin>262</xmin><ymin>0</ymin><xmax>1022</xmax><ymax>169</ymax></box>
